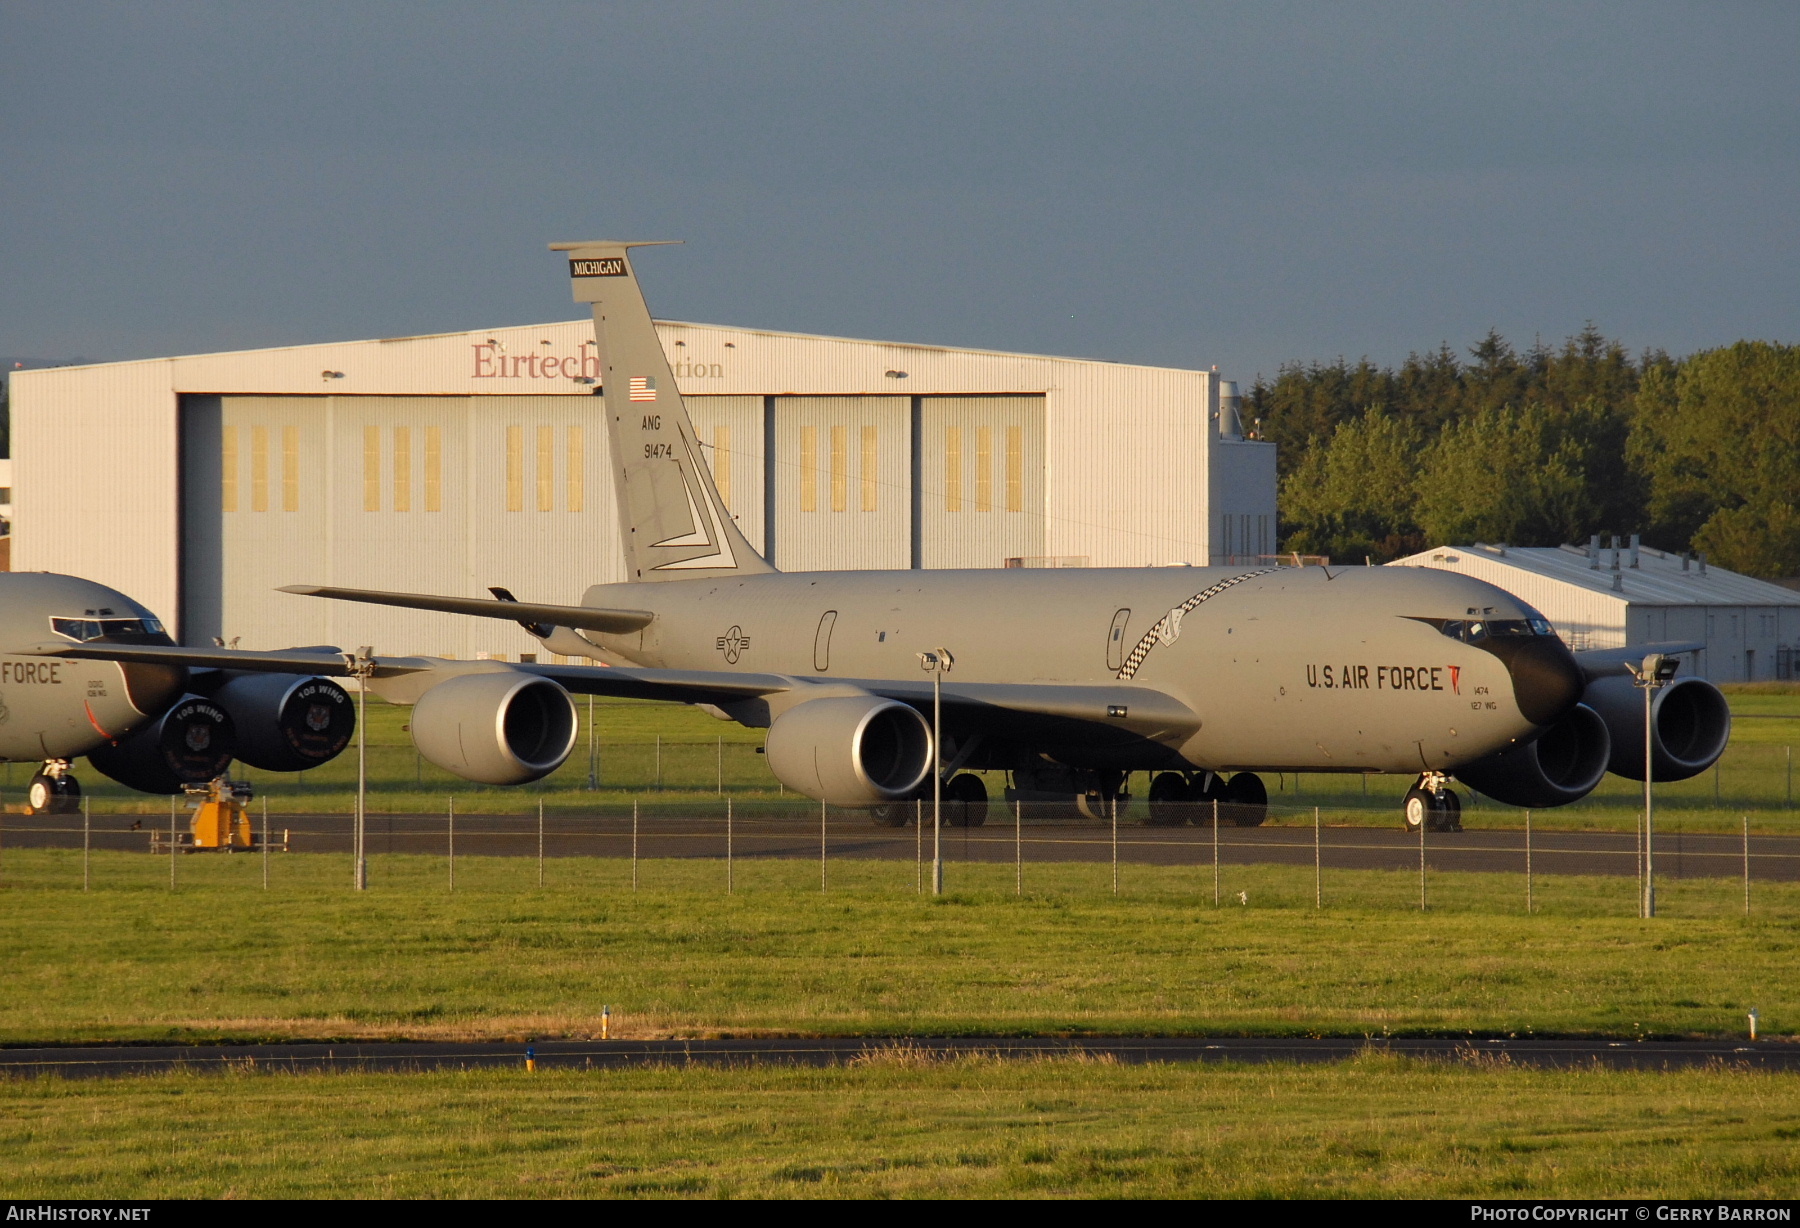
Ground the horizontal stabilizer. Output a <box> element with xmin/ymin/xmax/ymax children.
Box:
<box><xmin>278</xmin><ymin>585</ymin><xmax>654</xmax><ymax>634</ymax></box>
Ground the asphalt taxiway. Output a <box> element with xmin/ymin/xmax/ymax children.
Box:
<box><xmin>0</xmin><ymin>1036</ymin><xmax>1788</xmax><ymax>1079</ymax></box>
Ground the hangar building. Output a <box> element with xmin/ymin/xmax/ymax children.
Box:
<box><xmin>12</xmin><ymin>319</ymin><xmax>1274</xmax><ymax>659</ymax></box>
<box><xmin>1394</xmin><ymin>539</ymin><xmax>1800</xmax><ymax>682</ymax></box>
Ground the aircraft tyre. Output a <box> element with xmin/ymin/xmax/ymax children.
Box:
<box><xmin>1145</xmin><ymin>772</ymin><xmax>1193</xmax><ymax>826</ymax></box>
<box><xmin>28</xmin><ymin>772</ymin><xmax>81</xmax><ymax>816</ymax></box>
<box><xmin>1224</xmin><ymin>772</ymin><xmax>1268</xmax><ymax>827</ymax></box>
<box><xmin>869</xmin><ymin>802</ymin><xmax>910</xmax><ymax>828</ymax></box>
<box><xmin>1403</xmin><ymin>788</ymin><xmax>1430</xmax><ymax>833</ymax></box>
<box><xmin>944</xmin><ymin>773</ymin><xmax>988</xmax><ymax>827</ymax></box>
<box><xmin>1430</xmin><ymin>789</ymin><xmax>1463</xmax><ymax>833</ymax></box>
<box><xmin>1403</xmin><ymin>787</ymin><xmax>1461</xmax><ymax>833</ymax></box>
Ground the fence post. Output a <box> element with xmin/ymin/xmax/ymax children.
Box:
<box><xmin>726</xmin><ymin>796</ymin><xmax>734</xmax><ymax>894</ymax></box>
<box><xmin>586</xmin><ymin>694</ymin><xmax>598</xmax><ymax>791</ymax></box>
<box><xmin>1743</xmin><ymin>814</ymin><xmax>1750</xmax><ymax>916</ymax></box>
<box><xmin>537</xmin><ymin>799</ymin><xmax>544</xmax><ymax>889</ymax></box>
<box><xmin>1418</xmin><ymin>811</ymin><xmax>1426</xmax><ymax>912</ymax></box>
<box><xmin>1212</xmin><ymin>798</ymin><xmax>1220</xmax><ymax>907</ymax></box>
<box><xmin>1787</xmin><ymin>747</ymin><xmax>1792</xmax><ymax>810</ymax></box>
<box><xmin>448</xmin><ymin>796</ymin><xmax>455</xmax><ymax>893</ymax></box>
<box><xmin>915</xmin><ymin>798</ymin><xmax>922</xmax><ymax>894</ymax></box>
<box><xmin>1525</xmin><ymin>809</ymin><xmax>1533</xmax><ymax>915</ymax></box>
<box><xmin>632</xmin><ymin>799</ymin><xmax>639</xmax><ymax>891</ymax></box>
<box><xmin>717</xmin><ymin>737</ymin><xmax>723</xmax><ymax>796</ymax></box>
<box><xmin>1015</xmin><ymin>799</ymin><xmax>1022</xmax><ymax>897</ymax></box>
<box><xmin>1313</xmin><ymin>806</ymin><xmax>1320</xmax><ymax>909</ymax></box>
<box><xmin>820</xmin><ymin>799</ymin><xmax>827</xmax><ymax>892</ymax></box>
<box><xmin>82</xmin><ymin>794</ymin><xmax>90</xmax><ymax>892</ymax></box>
<box><xmin>655</xmin><ymin>735</ymin><xmax>662</xmax><ymax>791</ymax></box>
<box><xmin>1111</xmin><ymin>795</ymin><xmax>1119</xmax><ymax>896</ymax></box>
<box><xmin>261</xmin><ymin>796</ymin><xmax>269</xmax><ymax>890</ymax></box>
<box><xmin>170</xmin><ymin>795</ymin><xmax>178</xmax><ymax>891</ymax></box>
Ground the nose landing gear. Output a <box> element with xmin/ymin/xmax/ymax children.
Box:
<box><xmin>26</xmin><ymin>760</ymin><xmax>81</xmax><ymax>815</ymax></box>
<box><xmin>1403</xmin><ymin>773</ymin><xmax>1462</xmax><ymax>833</ymax></box>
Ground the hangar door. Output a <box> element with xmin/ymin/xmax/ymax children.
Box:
<box><xmin>182</xmin><ymin>394</ymin><xmax>620</xmax><ymax>657</ymax></box>
<box><xmin>918</xmin><ymin>396</ymin><xmax>1045</xmax><ymax>569</ymax></box>
<box><xmin>772</xmin><ymin>396</ymin><xmax>910</xmax><ymax>572</ymax></box>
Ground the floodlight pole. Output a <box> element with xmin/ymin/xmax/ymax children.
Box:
<box><xmin>919</xmin><ymin>648</ymin><xmax>954</xmax><ymax>896</ymax></box>
<box><xmin>346</xmin><ymin>647</ymin><xmax>375</xmax><ymax>892</ymax></box>
<box><xmin>1630</xmin><ymin>653</ymin><xmax>1673</xmax><ymax>919</ymax></box>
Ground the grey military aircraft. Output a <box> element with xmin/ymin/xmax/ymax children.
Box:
<box><xmin>28</xmin><ymin>243</ymin><xmax>1732</xmax><ymax>831</ymax></box>
<box><xmin>0</xmin><ymin>572</ymin><xmax>356</xmax><ymax>812</ymax></box>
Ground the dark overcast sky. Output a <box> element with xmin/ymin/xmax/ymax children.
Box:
<box><xmin>4</xmin><ymin>1</ymin><xmax>1795</xmax><ymax>381</ymax></box>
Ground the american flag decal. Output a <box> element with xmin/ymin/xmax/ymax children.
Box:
<box><xmin>629</xmin><ymin>376</ymin><xmax>657</xmax><ymax>402</ymax></box>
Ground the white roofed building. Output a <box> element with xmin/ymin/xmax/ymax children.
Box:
<box><xmin>1392</xmin><ymin>539</ymin><xmax>1800</xmax><ymax>682</ymax></box>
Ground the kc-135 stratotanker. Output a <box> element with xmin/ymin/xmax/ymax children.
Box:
<box><xmin>21</xmin><ymin>243</ymin><xmax>1731</xmax><ymax>831</ymax></box>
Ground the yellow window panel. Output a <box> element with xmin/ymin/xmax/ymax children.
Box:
<box><xmin>221</xmin><ymin>426</ymin><xmax>238</xmax><ymax>513</ymax></box>
<box><xmin>830</xmin><ymin>424</ymin><xmax>847</xmax><ymax>513</ymax></box>
<box><xmin>567</xmin><ymin>425</ymin><xmax>584</xmax><ymax>513</ymax></box>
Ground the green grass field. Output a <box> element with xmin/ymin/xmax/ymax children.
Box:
<box><xmin>1</xmin><ymin>851</ymin><xmax>1791</xmax><ymax>1044</ymax></box>
<box><xmin>4</xmin><ymin>1057</ymin><xmax>1798</xmax><ymax>1198</ymax></box>
<box><xmin>7</xmin><ymin>688</ymin><xmax>1798</xmax><ymax>1200</ymax></box>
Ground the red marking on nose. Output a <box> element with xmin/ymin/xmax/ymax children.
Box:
<box><xmin>83</xmin><ymin>699</ymin><xmax>114</xmax><ymax>741</ymax></box>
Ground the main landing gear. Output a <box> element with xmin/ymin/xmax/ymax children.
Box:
<box><xmin>870</xmin><ymin>773</ymin><xmax>990</xmax><ymax>827</ymax></box>
<box><xmin>1145</xmin><ymin>771</ymin><xmax>1267</xmax><ymax>827</ymax></box>
<box><xmin>1403</xmin><ymin>772</ymin><xmax>1462</xmax><ymax>834</ymax></box>
<box><xmin>27</xmin><ymin>760</ymin><xmax>81</xmax><ymax>816</ymax></box>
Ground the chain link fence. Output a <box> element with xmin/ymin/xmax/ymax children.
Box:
<box><xmin>3</xmin><ymin>796</ymin><xmax>1795</xmax><ymax>918</ymax></box>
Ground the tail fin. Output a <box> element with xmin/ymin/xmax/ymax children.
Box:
<box><xmin>551</xmin><ymin>240</ymin><xmax>774</xmax><ymax>582</ymax></box>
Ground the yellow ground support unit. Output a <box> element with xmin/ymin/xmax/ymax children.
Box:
<box><xmin>188</xmin><ymin>780</ymin><xmax>254</xmax><ymax>850</ymax></box>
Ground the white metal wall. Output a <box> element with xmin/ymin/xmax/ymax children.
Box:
<box><xmin>14</xmin><ymin>360</ymin><xmax>181</xmax><ymax>621</ymax></box>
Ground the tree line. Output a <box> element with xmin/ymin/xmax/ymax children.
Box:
<box><xmin>1249</xmin><ymin>329</ymin><xmax>1800</xmax><ymax>579</ymax></box>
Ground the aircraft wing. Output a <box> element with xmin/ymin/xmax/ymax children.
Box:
<box><xmin>22</xmin><ymin>642</ymin><xmax>434</xmax><ymax>678</ymax></box>
<box><xmin>1573</xmin><ymin>641</ymin><xmax>1708</xmax><ymax>680</ymax></box>
<box><xmin>859</xmin><ymin>678</ymin><xmax>1200</xmax><ymax>743</ymax></box>
<box><xmin>509</xmin><ymin>661</ymin><xmax>792</xmax><ymax>704</ymax></box>
<box><xmin>277</xmin><ymin>584</ymin><xmax>655</xmax><ymax>634</ymax></box>
<box><xmin>26</xmin><ymin>641</ymin><xmax>1185</xmax><ymax>738</ymax></box>
<box><xmin>22</xmin><ymin>641</ymin><xmax>792</xmax><ymax>705</ymax></box>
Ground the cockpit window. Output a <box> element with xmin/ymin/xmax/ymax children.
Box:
<box><xmin>1432</xmin><ymin>617</ymin><xmax>1556</xmax><ymax>644</ymax></box>
<box><xmin>50</xmin><ymin>616</ymin><xmax>165</xmax><ymax>641</ymax></box>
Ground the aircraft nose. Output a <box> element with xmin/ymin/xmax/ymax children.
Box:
<box><xmin>1494</xmin><ymin>635</ymin><xmax>1585</xmax><ymax>726</ymax></box>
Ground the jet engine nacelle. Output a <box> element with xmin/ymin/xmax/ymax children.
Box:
<box><xmin>1582</xmin><ymin>674</ymin><xmax>1731</xmax><ymax>782</ymax></box>
<box><xmin>1455</xmin><ymin>702</ymin><xmax>1611</xmax><ymax>808</ymax></box>
<box><xmin>87</xmin><ymin>695</ymin><xmax>237</xmax><ymax>795</ymax></box>
<box><xmin>410</xmin><ymin>672</ymin><xmax>578</xmax><ymax>785</ymax></box>
<box><xmin>763</xmin><ymin>696</ymin><xmax>932</xmax><ymax>807</ymax></box>
<box><xmin>209</xmin><ymin>673</ymin><xmax>356</xmax><ymax>773</ymax></box>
